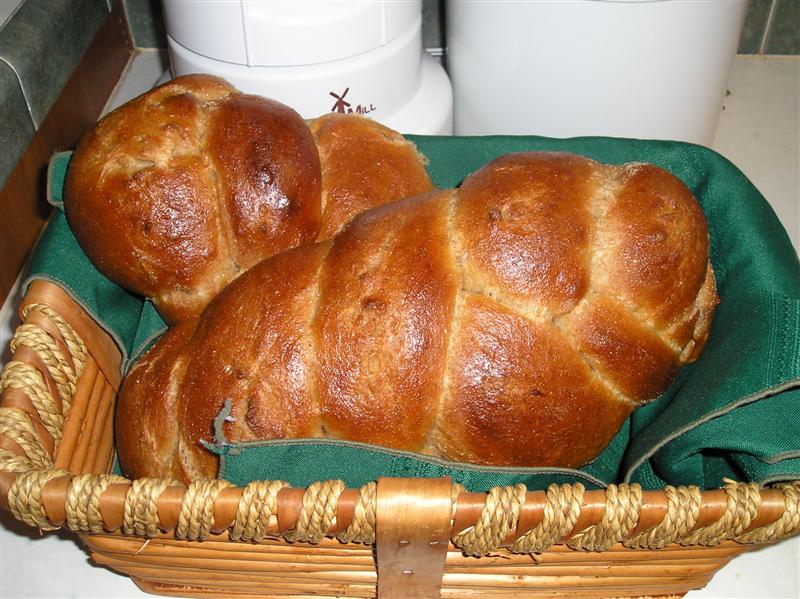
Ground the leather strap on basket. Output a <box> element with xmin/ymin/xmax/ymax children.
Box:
<box><xmin>375</xmin><ymin>477</ymin><xmax>453</xmax><ymax>599</ymax></box>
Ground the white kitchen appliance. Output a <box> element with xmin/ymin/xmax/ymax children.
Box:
<box><xmin>446</xmin><ymin>0</ymin><xmax>747</xmax><ymax>145</ymax></box>
<box><xmin>162</xmin><ymin>0</ymin><xmax>453</xmax><ymax>134</ymax></box>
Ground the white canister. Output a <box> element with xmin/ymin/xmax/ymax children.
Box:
<box><xmin>446</xmin><ymin>0</ymin><xmax>747</xmax><ymax>144</ymax></box>
<box><xmin>163</xmin><ymin>0</ymin><xmax>453</xmax><ymax>135</ymax></box>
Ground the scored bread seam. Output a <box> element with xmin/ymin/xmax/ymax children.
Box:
<box><xmin>426</xmin><ymin>190</ymin><xmax>463</xmax><ymax>455</ymax></box>
<box><xmin>203</xmin><ymin>102</ymin><xmax>243</xmax><ymax>277</ymax></box>
<box><xmin>579</xmin><ymin>170</ymin><xmax>643</xmax><ymax>408</ymax></box>
<box><xmin>305</xmin><ymin>240</ymin><xmax>336</xmax><ymax>440</ymax></box>
<box><xmin>589</xmin><ymin>168</ymin><xmax>691</xmax><ymax>355</ymax></box>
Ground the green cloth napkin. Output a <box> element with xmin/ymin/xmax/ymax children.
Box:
<box><xmin>29</xmin><ymin>137</ymin><xmax>800</xmax><ymax>491</ymax></box>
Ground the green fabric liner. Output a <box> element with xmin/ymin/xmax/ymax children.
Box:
<box><xmin>214</xmin><ymin>440</ymin><xmax>608</xmax><ymax>491</ymax></box>
<box><xmin>33</xmin><ymin>136</ymin><xmax>800</xmax><ymax>492</ymax></box>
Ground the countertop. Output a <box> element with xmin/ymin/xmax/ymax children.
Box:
<box><xmin>1</xmin><ymin>51</ymin><xmax>798</xmax><ymax>598</ymax></box>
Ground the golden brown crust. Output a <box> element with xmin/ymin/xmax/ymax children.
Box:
<box><xmin>116</xmin><ymin>152</ymin><xmax>718</xmax><ymax>482</ymax></box>
<box><xmin>65</xmin><ymin>76</ymin><xmax>432</xmax><ymax>324</ymax></box>
<box><xmin>455</xmin><ymin>153</ymin><xmax>595</xmax><ymax>316</ymax></box>
<box><xmin>315</xmin><ymin>191</ymin><xmax>457</xmax><ymax>451</ymax></box>
<box><xmin>177</xmin><ymin>243</ymin><xmax>330</xmax><ymax>479</ymax></box>
<box><xmin>562</xmin><ymin>296</ymin><xmax>679</xmax><ymax>403</ymax></box>
<box><xmin>309</xmin><ymin>113</ymin><xmax>435</xmax><ymax>240</ymax></box>
<box><xmin>115</xmin><ymin>320</ymin><xmax>197</xmax><ymax>480</ymax></box>
<box><xmin>595</xmin><ymin>163</ymin><xmax>711</xmax><ymax>328</ymax></box>
<box><xmin>65</xmin><ymin>76</ymin><xmax>238</xmax><ymax>324</ymax></box>
<box><xmin>207</xmin><ymin>94</ymin><xmax>322</xmax><ymax>268</ymax></box>
<box><xmin>438</xmin><ymin>295</ymin><xmax>630</xmax><ymax>467</ymax></box>
<box><xmin>678</xmin><ymin>264</ymin><xmax>718</xmax><ymax>363</ymax></box>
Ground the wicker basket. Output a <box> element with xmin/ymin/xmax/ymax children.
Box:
<box><xmin>1</xmin><ymin>278</ymin><xmax>798</xmax><ymax>598</ymax></box>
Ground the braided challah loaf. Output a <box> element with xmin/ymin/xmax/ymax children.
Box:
<box><xmin>116</xmin><ymin>152</ymin><xmax>717</xmax><ymax>482</ymax></box>
<box><xmin>64</xmin><ymin>74</ymin><xmax>432</xmax><ymax>323</ymax></box>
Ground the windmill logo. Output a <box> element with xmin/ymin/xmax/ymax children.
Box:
<box><xmin>330</xmin><ymin>88</ymin><xmax>351</xmax><ymax>113</ymax></box>
<box><xmin>329</xmin><ymin>87</ymin><xmax>376</xmax><ymax>116</ymax></box>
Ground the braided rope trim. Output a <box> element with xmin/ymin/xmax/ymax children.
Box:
<box><xmin>0</xmin><ymin>407</ymin><xmax>52</xmax><ymax>469</ymax></box>
<box><xmin>65</xmin><ymin>473</ymin><xmax>128</xmax><ymax>533</ymax></box>
<box><xmin>0</xmin><ymin>303</ymin><xmax>88</xmax><ymax>472</ymax></box>
<box><xmin>2</xmin><ymin>469</ymin><xmax>800</xmax><ymax>549</ymax></box>
<box><xmin>123</xmin><ymin>478</ymin><xmax>179</xmax><ymax>538</ymax></box>
<box><xmin>680</xmin><ymin>480</ymin><xmax>762</xmax><ymax>547</ymax></box>
<box><xmin>511</xmin><ymin>483</ymin><xmax>585</xmax><ymax>554</ymax></box>
<box><xmin>284</xmin><ymin>480</ymin><xmax>346</xmax><ymax>544</ymax></box>
<box><xmin>337</xmin><ymin>481</ymin><xmax>377</xmax><ymax>545</ymax></box>
<box><xmin>176</xmin><ymin>479</ymin><xmax>233</xmax><ymax>540</ymax></box>
<box><xmin>8</xmin><ymin>468</ymin><xmax>71</xmax><ymax>530</ymax></box>
<box><xmin>452</xmin><ymin>484</ymin><xmax>527</xmax><ymax>556</ymax></box>
<box><xmin>230</xmin><ymin>480</ymin><xmax>288</xmax><ymax>542</ymax></box>
<box><xmin>11</xmin><ymin>323</ymin><xmax>77</xmax><ymax>413</ymax></box>
<box><xmin>21</xmin><ymin>303</ymin><xmax>88</xmax><ymax>375</ymax></box>
<box><xmin>734</xmin><ymin>482</ymin><xmax>800</xmax><ymax>544</ymax></box>
<box><xmin>1</xmin><ymin>361</ymin><xmax>64</xmax><ymax>442</ymax></box>
<box><xmin>624</xmin><ymin>485</ymin><xmax>701</xmax><ymax>550</ymax></box>
<box><xmin>566</xmin><ymin>484</ymin><xmax>643</xmax><ymax>552</ymax></box>
<box><xmin>0</xmin><ymin>447</ymin><xmax>38</xmax><ymax>474</ymax></box>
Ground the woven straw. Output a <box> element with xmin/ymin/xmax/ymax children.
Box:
<box><xmin>229</xmin><ymin>479</ymin><xmax>287</xmax><ymax>542</ymax></box>
<box><xmin>20</xmin><ymin>302</ymin><xmax>88</xmax><ymax>372</ymax></box>
<box><xmin>284</xmin><ymin>479</ymin><xmax>346</xmax><ymax>544</ymax></box>
<box><xmin>177</xmin><ymin>479</ymin><xmax>233</xmax><ymax>540</ymax></box>
<box><xmin>511</xmin><ymin>483</ymin><xmax>585</xmax><ymax>554</ymax></box>
<box><xmin>453</xmin><ymin>484</ymin><xmax>527</xmax><ymax>556</ymax></box>
<box><xmin>123</xmin><ymin>477</ymin><xmax>178</xmax><ymax>538</ymax></box>
<box><xmin>735</xmin><ymin>481</ymin><xmax>800</xmax><ymax>543</ymax></box>
<box><xmin>624</xmin><ymin>485</ymin><xmax>701</xmax><ymax>549</ymax></box>
<box><xmin>567</xmin><ymin>484</ymin><xmax>643</xmax><ymax>551</ymax></box>
<box><xmin>680</xmin><ymin>479</ymin><xmax>760</xmax><ymax>546</ymax></box>
<box><xmin>1</xmin><ymin>361</ymin><xmax>64</xmax><ymax>440</ymax></box>
<box><xmin>8</xmin><ymin>468</ymin><xmax>71</xmax><ymax>530</ymax></box>
<box><xmin>66</xmin><ymin>473</ymin><xmax>128</xmax><ymax>533</ymax></box>
<box><xmin>337</xmin><ymin>480</ymin><xmax>377</xmax><ymax>545</ymax></box>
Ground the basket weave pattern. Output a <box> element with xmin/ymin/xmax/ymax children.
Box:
<box><xmin>1</xmin><ymin>280</ymin><xmax>799</xmax><ymax>598</ymax></box>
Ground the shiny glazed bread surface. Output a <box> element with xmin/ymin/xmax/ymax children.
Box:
<box><xmin>116</xmin><ymin>152</ymin><xmax>718</xmax><ymax>482</ymax></box>
<box><xmin>64</xmin><ymin>75</ymin><xmax>433</xmax><ymax>323</ymax></box>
